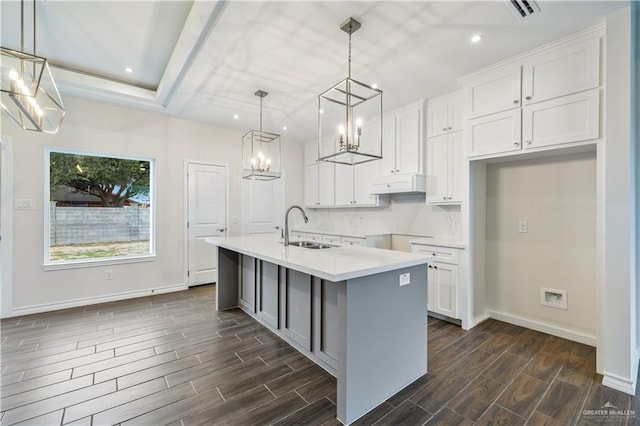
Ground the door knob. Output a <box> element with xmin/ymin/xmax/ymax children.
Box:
<box><xmin>513</xmin><ymin>99</ymin><xmax>519</xmax><ymax>104</ymax></box>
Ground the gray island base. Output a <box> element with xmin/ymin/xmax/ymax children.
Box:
<box><xmin>211</xmin><ymin>237</ymin><xmax>429</xmax><ymax>425</ymax></box>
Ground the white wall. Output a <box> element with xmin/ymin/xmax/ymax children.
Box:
<box><xmin>2</xmin><ymin>96</ymin><xmax>304</xmax><ymax>315</ymax></box>
<box><xmin>301</xmin><ymin>196</ymin><xmax>462</xmax><ymax>240</ymax></box>
<box><xmin>485</xmin><ymin>152</ymin><xmax>597</xmax><ymax>340</ymax></box>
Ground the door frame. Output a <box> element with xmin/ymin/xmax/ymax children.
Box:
<box><xmin>1</xmin><ymin>135</ymin><xmax>13</xmax><ymax>318</ymax></box>
<box><xmin>183</xmin><ymin>159</ymin><xmax>229</xmax><ymax>287</ymax></box>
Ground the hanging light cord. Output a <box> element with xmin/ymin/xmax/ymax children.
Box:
<box><xmin>33</xmin><ymin>0</ymin><xmax>36</xmax><ymax>55</ymax></box>
<box><xmin>347</xmin><ymin>24</ymin><xmax>352</xmax><ymax>79</ymax></box>
<box><xmin>259</xmin><ymin>94</ymin><xmax>263</xmax><ymax>133</ymax></box>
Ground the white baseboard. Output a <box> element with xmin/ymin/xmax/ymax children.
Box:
<box><xmin>602</xmin><ymin>370</ymin><xmax>637</xmax><ymax>396</ymax></box>
<box><xmin>462</xmin><ymin>313</ymin><xmax>490</xmax><ymax>330</ymax></box>
<box><xmin>10</xmin><ymin>284</ymin><xmax>188</xmax><ymax>317</ymax></box>
<box><xmin>487</xmin><ymin>310</ymin><xmax>596</xmax><ymax>346</ymax></box>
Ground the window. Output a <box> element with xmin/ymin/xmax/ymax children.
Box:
<box><xmin>45</xmin><ymin>149</ymin><xmax>155</xmax><ymax>267</ymax></box>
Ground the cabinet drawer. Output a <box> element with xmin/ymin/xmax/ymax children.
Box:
<box><xmin>290</xmin><ymin>231</ymin><xmax>306</xmax><ymax>241</ymax></box>
<box><xmin>322</xmin><ymin>234</ymin><xmax>342</xmax><ymax>244</ymax></box>
<box><xmin>306</xmin><ymin>233</ymin><xmax>323</xmax><ymax>242</ymax></box>
<box><xmin>411</xmin><ymin>244</ymin><xmax>459</xmax><ymax>264</ymax></box>
<box><xmin>341</xmin><ymin>236</ymin><xmax>366</xmax><ymax>247</ymax></box>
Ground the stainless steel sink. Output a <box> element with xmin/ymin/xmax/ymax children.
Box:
<box><xmin>288</xmin><ymin>240</ymin><xmax>336</xmax><ymax>249</ymax></box>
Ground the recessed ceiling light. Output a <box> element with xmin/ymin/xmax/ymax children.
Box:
<box><xmin>282</xmin><ymin>126</ymin><xmax>288</xmax><ymax>130</ymax></box>
<box><xmin>371</xmin><ymin>83</ymin><xmax>378</xmax><ymax>89</ymax></box>
<box><xmin>124</xmin><ymin>67</ymin><xmax>133</xmax><ymax>73</ymax></box>
<box><xmin>471</xmin><ymin>34</ymin><xmax>483</xmax><ymax>43</ymax></box>
<box><xmin>233</xmin><ymin>114</ymin><xmax>239</xmax><ymax>119</ymax></box>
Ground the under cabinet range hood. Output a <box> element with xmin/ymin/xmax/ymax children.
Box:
<box><xmin>368</xmin><ymin>174</ymin><xmax>426</xmax><ymax>194</ymax></box>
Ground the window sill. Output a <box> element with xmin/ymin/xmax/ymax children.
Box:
<box><xmin>43</xmin><ymin>255</ymin><xmax>156</xmax><ymax>271</ymax></box>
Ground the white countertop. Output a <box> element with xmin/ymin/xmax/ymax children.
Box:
<box><xmin>206</xmin><ymin>235</ymin><xmax>433</xmax><ymax>282</ymax></box>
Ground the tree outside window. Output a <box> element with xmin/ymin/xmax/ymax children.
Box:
<box><xmin>47</xmin><ymin>150</ymin><xmax>154</xmax><ymax>263</ymax></box>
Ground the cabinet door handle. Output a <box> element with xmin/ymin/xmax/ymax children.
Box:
<box><xmin>525</xmin><ymin>140</ymin><xmax>532</xmax><ymax>145</ymax></box>
<box><xmin>390</xmin><ymin>170</ymin><xmax>395</xmax><ymax>174</ymax></box>
<box><xmin>396</xmin><ymin>169</ymin><xmax>400</xmax><ymax>173</ymax></box>
<box><xmin>442</xmin><ymin>127</ymin><xmax>447</xmax><ymax>132</ymax></box>
<box><xmin>433</xmin><ymin>265</ymin><xmax>438</xmax><ymax>270</ymax></box>
<box><xmin>432</xmin><ymin>253</ymin><xmax>437</xmax><ymax>256</ymax></box>
<box><xmin>525</xmin><ymin>96</ymin><xmax>532</xmax><ymax>101</ymax></box>
<box><xmin>442</xmin><ymin>196</ymin><xmax>447</xmax><ymax>200</ymax></box>
<box><xmin>386</xmin><ymin>184</ymin><xmax>391</xmax><ymax>188</ymax></box>
<box><xmin>448</xmin><ymin>126</ymin><xmax>452</xmax><ymax>130</ymax></box>
<box><xmin>513</xmin><ymin>99</ymin><xmax>519</xmax><ymax>105</ymax></box>
<box><xmin>448</xmin><ymin>196</ymin><xmax>452</xmax><ymax>200</ymax></box>
<box><xmin>513</xmin><ymin>142</ymin><xmax>520</xmax><ymax>147</ymax></box>
<box><xmin>217</xmin><ymin>228</ymin><xmax>226</xmax><ymax>232</ymax></box>
<box><xmin>274</xmin><ymin>226</ymin><xmax>280</xmax><ymax>230</ymax></box>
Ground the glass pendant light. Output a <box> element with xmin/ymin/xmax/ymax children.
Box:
<box><xmin>242</xmin><ymin>90</ymin><xmax>282</xmax><ymax>180</ymax></box>
<box><xmin>318</xmin><ymin>17</ymin><xmax>382</xmax><ymax>165</ymax></box>
<box><xmin>1</xmin><ymin>0</ymin><xmax>65</xmax><ymax>134</ymax></box>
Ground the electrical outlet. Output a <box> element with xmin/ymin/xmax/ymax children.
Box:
<box><xmin>399</xmin><ymin>273</ymin><xmax>411</xmax><ymax>286</ymax></box>
<box><xmin>518</xmin><ymin>220</ymin><xmax>528</xmax><ymax>233</ymax></box>
<box><xmin>105</xmin><ymin>270</ymin><xmax>113</xmax><ymax>280</ymax></box>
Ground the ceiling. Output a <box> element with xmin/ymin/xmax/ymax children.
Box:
<box><xmin>0</xmin><ymin>0</ymin><xmax>628</xmax><ymax>143</ymax></box>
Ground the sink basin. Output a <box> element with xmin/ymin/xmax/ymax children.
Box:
<box><xmin>288</xmin><ymin>240</ymin><xmax>336</xmax><ymax>249</ymax></box>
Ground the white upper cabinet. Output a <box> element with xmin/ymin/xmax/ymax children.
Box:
<box><xmin>426</xmin><ymin>91</ymin><xmax>464</xmax><ymax>204</ymax></box>
<box><xmin>377</xmin><ymin>101</ymin><xmax>425</xmax><ymax>177</ymax></box>
<box><xmin>522</xmin><ymin>37</ymin><xmax>600</xmax><ymax>105</ymax></box>
<box><xmin>463</xmin><ymin>32</ymin><xmax>602</xmax><ymax>159</ymax></box>
<box><xmin>467</xmin><ymin>109</ymin><xmax>522</xmax><ymax>157</ymax></box>
<box><xmin>427</xmin><ymin>93</ymin><xmax>464</xmax><ymax>137</ymax></box>
<box><xmin>522</xmin><ymin>89</ymin><xmax>600</xmax><ymax>150</ymax></box>
<box><xmin>304</xmin><ymin>141</ymin><xmax>335</xmax><ymax>208</ymax></box>
<box><xmin>466</xmin><ymin>65</ymin><xmax>522</xmax><ymax>119</ymax></box>
<box><xmin>335</xmin><ymin>162</ymin><xmax>382</xmax><ymax>207</ymax></box>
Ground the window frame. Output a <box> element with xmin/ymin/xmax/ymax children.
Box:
<box><xmin>43</xmin><ymin>147</ymin><xmax>156</xmax><ymax>270</ymax></box>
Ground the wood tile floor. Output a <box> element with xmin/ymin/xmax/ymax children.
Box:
<box><xmin>1</xmin><ymin>284</ymin><xmax>638</xmax><ymax>425</ymax></box>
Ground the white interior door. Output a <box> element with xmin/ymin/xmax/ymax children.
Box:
<box><xmin>187</xmin><ymin>162</ymin><xmax>226</xmax><ymax>286</ymax></box>
<box><xmin>241</xmin><ymin>177</ymin><xmax>284</xmax><ymax>235</ymax></box>
<box><xmin>0</xmin><ymin>136</ymin><xmax>13</xmax><ymax>318</ymax></box>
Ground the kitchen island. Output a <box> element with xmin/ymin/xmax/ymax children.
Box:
<box><xmin>206</xmin><ymin>235</ymin><xmax>432</xmax><ymax>425</ymax></box>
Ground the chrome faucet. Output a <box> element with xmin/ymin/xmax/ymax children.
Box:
<box><xmin>284</xmin><ymin>205</ymin><xmax>309</xmax><ymax>246</ymax></box>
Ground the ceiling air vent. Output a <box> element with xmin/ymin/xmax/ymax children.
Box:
<box><xmin>506</xmin><ymin>0</ymin><xmax>541</xmax><ymax>19</ymax></box>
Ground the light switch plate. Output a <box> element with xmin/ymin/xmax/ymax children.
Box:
<box><xmin>399</xmin><ymin>273</ymin><xmax>411</xmax><ymax>286</ymax></box>
<box><xmin>15</xmin><ymin>199</ymin><xmax>35</xmax><ymax>210</ymax></box>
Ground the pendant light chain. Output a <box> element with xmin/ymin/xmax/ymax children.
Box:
<box><xmin>259</xmin><ymin>94</ymin><xmax>263</xmax><ymax>133</ymax></box>
<box><xmin>347</xmin><ymin>25</ymin><xmax>352</xmax><ymax>79</ymax></box>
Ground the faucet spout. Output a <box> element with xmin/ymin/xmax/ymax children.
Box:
<box><xmin>284</xmin><ymin>205</ymin><xmax>308</xmax><ymax>246</ymax></box>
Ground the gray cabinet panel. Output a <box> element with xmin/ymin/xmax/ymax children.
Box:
<box><xmin>240</xmin><ymin>255</ymin><xmax>256</xmax><ymax>313</ymax></box>
<box><xmin>320</xmin><ymin>280</ymin><xmax>339</xmax><ymax>364</ymax></box>
<box><xmin>257</xmin><ymin>261</ymin><xmax>279</xmax><ymax>329</ymax></box>
<box><xmin>283</xmin><ymin>269</ymin><xmax>312</xmax><ymax>351</ymax></box>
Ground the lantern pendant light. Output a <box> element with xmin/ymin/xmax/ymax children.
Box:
<box><xmin>242</xmin><ymin>90</ymin><xmax>282</xmax><ymax>180</ymax></box>
<box><xmin>317</xmin><ymin>17</ymin><xmax>382</xmax><ymax>165</ymax></box>
<box><xmin>1</xmin><ymin>0</ymin><xmax>65</xmax><ymax>134</ymax></box>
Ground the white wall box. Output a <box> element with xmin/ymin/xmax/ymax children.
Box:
<box><xmin>371</xmin><ymin>101</ymin><xmax>426</xmax><ymax>192</ymax></box>
<box><xmin>411</xmin><ymin>243</ymin><xmax>460</xmax><ymax>319</ymax></box>
<box><xmin>426</xmin><ymin>93</ymin><xmax>464</xmax><ymax>137</ymax></box>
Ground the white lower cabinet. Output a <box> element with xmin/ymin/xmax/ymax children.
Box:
<box><xmin>411</xmin><ymin>243</ymin><xmax>460</xmax><ymax>319</ymax></box>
